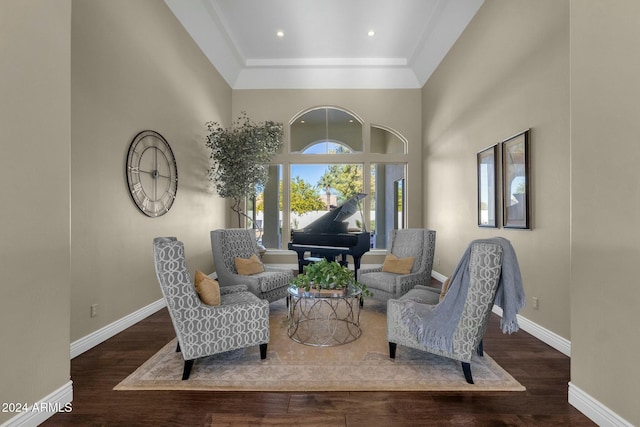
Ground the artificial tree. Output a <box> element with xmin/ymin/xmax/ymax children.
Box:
<box><xmin>205</xmin><ymin>112</ymin><xmax>283</xmax><ymax>227</ymax></box>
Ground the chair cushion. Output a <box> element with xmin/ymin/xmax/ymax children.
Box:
<box><xmin>194</xmin><ymin>270</ymin><xmax>221</xmax><ymax>306</ymax></box>
<box><xmin>400</xmin><ymin>287</ymin><xmax>440</xmax><ymax>305</ymax></box>
<box><xmin>235</xmin><ymin>254</ymin><xmax>265</xmax><ymax>275</ymax></box>
<box><xmin>381</xmin><ymin>254</ymin><xmax>415</xmax><ymax>274</ymax></box>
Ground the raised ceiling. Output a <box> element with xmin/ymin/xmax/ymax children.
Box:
<box><xmin>164</xmin><ymin>0</ymin><xmax>483</xmax><ymax>89</ymax></box>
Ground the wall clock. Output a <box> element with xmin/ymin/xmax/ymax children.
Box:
<box><xmin>126</xmin><ymin>130</ymin><xmax>178</xmax><ymax>217</ymax></box>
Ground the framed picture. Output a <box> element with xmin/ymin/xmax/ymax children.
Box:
<box><xmin>502</xmin><ymin>129</ymin><xmax>530</xmax><ymax>229</ymax></box>
<box><xmin>477</xmin><ymin>144</ymin><xmax>498</xmax><ymax>227</ymax></box>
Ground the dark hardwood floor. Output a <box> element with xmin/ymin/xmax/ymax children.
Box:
<box><xmin>44</xmin><ymin>283</ymin><xmax>595</xmax><ymax>427</ymax></box>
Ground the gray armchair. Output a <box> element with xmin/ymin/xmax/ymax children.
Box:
<box><xmin>358</xmin><ymin>229</ymin><xmax>436</xmax><ymax>302</ymax></box>
<box><xmin>153</xmin><ymin>237</ymin><xmax>269</xmax><ymax>380</ymax></box>
<box><xmin>210</xmin><ymin>229</ymin><xmax>292</xmax><ymax>303</ymax></box>
<box><xmin>387</xmin><ymin>241</ymin><xmax>504</xmax><ymax>384</ymax></box>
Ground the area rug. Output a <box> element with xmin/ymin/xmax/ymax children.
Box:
<box><xmin>114</xmin><ymin>299</ymin><xmax>524</xmax><ymax>392</ymax></box>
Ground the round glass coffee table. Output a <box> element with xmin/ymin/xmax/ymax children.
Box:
<box><xmin>287</xmin><ymin>285</ymin><xmax>362</xmax><ymax>346</ymax></box>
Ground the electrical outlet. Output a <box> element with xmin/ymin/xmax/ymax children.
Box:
<box><xmin>532</xmin><ymin>297</ymin><xmax>539</xmax><ymax>310</ymax></box>
<box><xmin>90</xmin><ymin>304</ymin><xmax>98</xmax><ymax>318</ymax></box>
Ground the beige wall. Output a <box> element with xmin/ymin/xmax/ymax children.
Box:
<box><xmin>422</xmin><ymin>0</ymin><xmax>571</xmax><ymax>337</ymax></box>
<box><xmin>0</xmin><ymin>1</ymin><xmax>72</xmax><ymax>423</ymax></box>
<box><xmin>70</xmin><ymin>0</ymin><xmax>231</xmax><ymax>341</ymax></box>
<box><xmin>570</xmin><ymin>1</ymin><xmax>640</xmax><ymax>424</ymax></box>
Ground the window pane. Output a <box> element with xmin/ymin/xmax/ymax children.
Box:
<box><xmin>255</xmin><ymin>165</ymin><xmax>282</xmax><ymax>249</ymax></box>
<box><xmin>290</xmin><ymin>107</ymin><xmax>362</xmax><ymax>152</ymax></box>
<box><xmin>370</xmin><ymin>163</ymin><xmax>406</xmax><ymax>248</ymax></box>
<box><xmin>302</xmin><ymin>141</ymin><xmax>352</xmax><ymax>154</ymax></box>
<box><xmin>371</xmin><ymin>126</ymin><xmax>405</xmax><ymax>154</ymax></box>
<box><xmin>290</xmin><ymin>163</ymin><xmax>364</xmax><ymax>231</ymax></box>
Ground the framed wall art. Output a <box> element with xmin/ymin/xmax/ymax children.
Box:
<box><xmin>477</xmin><ymin>144</ymin><xmax>498</xmax><ymax>227</ymax></box>
<box><xmin>502</xmin><ymin>129</ymin><xmax>530</xmax><ymax>229</ymax></box>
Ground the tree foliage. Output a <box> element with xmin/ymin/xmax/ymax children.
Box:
<box><xmin>319</xmin><ymin>164</ymin><xmax>363</xmax><ymax>204</ymax></box>
<box><xmin>255</xmin><ymin>177</ymin><xmax>325</xmax><ymax>216</ymax></box>
<box><xmin>290</xmin><ymin>177</ymin><xmax>326</xmax><ymax>215</ymax></box>
<box><xmin>205</xmin><ymin>112</ymin><xmax>283</xmax><ymax>226</ymax></box>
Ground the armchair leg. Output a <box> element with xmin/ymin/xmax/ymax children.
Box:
<box><xmin>462</xmin><ymin>362</ymin><xmax>474</xmax><ymax>384</ymax></box>
<box><xmin>389</xmin><ymin>342</ymin><xmax>397</xmax><ymax>359</ymax></box>
<box><xmin>259</xmin><ymin>343</ymin><xmax>268</xmax><ymax>360</ymax></box>
<box><xmin>182</xmin><ymin>359</ymin><xmax>194</xmax><ymax>380</ymax></box>
<box><xmin>477</xmin><ymin>339</ymin><xmax>484</xmax><ymax>357</ymax></box>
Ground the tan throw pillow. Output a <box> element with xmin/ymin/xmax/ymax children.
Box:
<box><xmin>381</xmin><ymin>253</ymin><xmax>415</xmax><ymax>275</ymax></box>
<box><xmin>194</xmin><ymin>270</ymin><xmax>221</xmax><ymax>306</ymax></box>
<box><xmin>235</xmin><ymin>254</ymin><xmax>265</xmax><ymax>275</ymax></box>
<box><xmin>439</xmin><ymin>278</ymin><xmax>451</xmax><ymax>302</ymax></box>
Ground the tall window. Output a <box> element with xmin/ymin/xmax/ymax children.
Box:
<box><xmin>256</xmin><ymin>107</ymin><xmax>408</xmax><ymax>250</ymax></box>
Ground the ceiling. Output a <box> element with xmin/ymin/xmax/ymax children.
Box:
<box><xmin>164</xmin><ymin>0</ymin><xmax>484</xmax><ymax>90</ymax></box>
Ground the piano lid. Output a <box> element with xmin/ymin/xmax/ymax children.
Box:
<box><xmin>297</xmin><ymin>193</ymin><xmax>367</xmax><ymax>234</ymax></box>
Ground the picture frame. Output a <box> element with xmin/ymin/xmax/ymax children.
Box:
<box><xmin>477</xmin><ymin>144</ymin><xmax>498</xmax><ymax>228</ymax></box>
<box><xmin>502</xmin><ymin>129</ymin><xmax>530</xmax><ymax>229</ymax></box>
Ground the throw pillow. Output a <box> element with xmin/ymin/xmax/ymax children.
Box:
<box><xmin>439</xmin><ymin>277</ymin><xmax>451</xmax><ymax>302</ymax></box>
<box><xmin>381</xmin><ymin>253</ymin><xmax>415</xmax><ymax>275</ymax></box>
<box><xmin>194</xmin><ymin>270</ymin><xmax>221</xmax><ymax>306</ymax></box>
<box><xmin>235</xmin><ymin>254</ymin><xmax>265</xmax><ymax>275</ymax></box>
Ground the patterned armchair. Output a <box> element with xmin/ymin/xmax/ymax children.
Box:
<box><xmin>358</xmin><ymin>229</ymin><xmax>436</xmax><ymax>302</ymax></box>
<box><xmin>153</xmin><ymin>237</ymin><xmax>270</xmax><ymax>380</ymax></box>
<box><xmin>210</xmin><ymin>229</ymin><xmax>293</xmax><ymax>303</ymax></box>
<box><xmin>387</xmin><ymin>241</ymin><xmax>504</xmax><ymax>384</ymax></box>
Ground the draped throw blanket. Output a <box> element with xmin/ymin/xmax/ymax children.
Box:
<box><xmin>401</xmin><ymin>238</ymin><xmax>525</xmax><ymax>354</ymax></box>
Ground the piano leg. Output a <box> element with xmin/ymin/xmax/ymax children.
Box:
<box><xmin>352</xmin><ymin>256</ymin><xmax>362</xmax><ymax>281</ymax></box>
<box><xmin>339</xmin><ymin>253</ymin><xmax>349</xmax><ymax>268</ymax></box>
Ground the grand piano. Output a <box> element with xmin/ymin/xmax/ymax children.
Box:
<box><xmin>288</xmin><ymin>193</ymin><xmax>370</xmax><ymax>279</ymax></box>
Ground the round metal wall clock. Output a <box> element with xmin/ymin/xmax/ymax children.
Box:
<box><xmin>125</xmin><ymin>130</ymin><xmax>178</xmax><ymax>217</ymax></box>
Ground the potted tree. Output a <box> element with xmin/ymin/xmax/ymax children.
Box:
<box><xmin>205</xmin><ymin>112</ymin><xmax>283</xmax><ymax>227</ymax></box>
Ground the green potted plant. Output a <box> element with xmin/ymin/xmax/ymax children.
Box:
<box><xmin>291</xmin><ymin>259</ymin><xmax>371</xmax><ymax>296</ymax></box>
<box><xmin>205</xmin><ymin>112</ymin><xmax>283</xmax><ymax>227</ymax></box>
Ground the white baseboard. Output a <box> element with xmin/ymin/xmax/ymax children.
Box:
<box><xmin>431</xmin><ymin>270</ymin><xmax>448</xmax><ymax>283</ymax></box>
<box><xmin>569</xmin><ymin>382</ymin><xmax>634</xmax><ymax>427</ymax></box>
<box><xmin>491</xmin><ymin>305</ymin><xmax>571</xmax><ymax>356</ymax></box>
<box><xmin>1</xmin><ymin>380</ymin><xmax>72</xmax><ymax>427</ymax></box>
<box><xmin>70</xmin><ymin>298</ymin><xmax>166</xmax><ymax>359</ymax></box>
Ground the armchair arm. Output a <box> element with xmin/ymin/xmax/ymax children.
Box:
<box><xmin>395</xmin><ymin>271</ymin><xmax>430</xmax><ymax>294</ymax></box>
<box><xmin>414</xmin><ymin>284</ymin><xmax>441</xmax><ymax>294</ymax></box>
<box><xmin>220</xmin><ymin>284</ymin><xmax>248</xmax><ymax>295</ymax></box>
<box><xmin>358</xmin><ymin>266</ymin><xmax>383</xmax><ymax>275</ymax></box>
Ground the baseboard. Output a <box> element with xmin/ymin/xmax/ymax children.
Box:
<box><xmin>1</xmin><ymin>380</ymin><xmax>72</xmax><ymax>427</ymax></box>
<box><xmin>491</xmin><ymin>305</ymin><xmax>571</xmax><ymax>357</ymax></box>
<box><xmin>431</xmin><ymin>270</ymin><xmax>448</xmax><ymax>283</ymax></box>
<box><xmin>70</xmin><ymin>298</ymin><xmax>166</xmax><ymax>359</ymax></box>
<box><xmin>568</xmin><ymin>382</ymin><xmax>634</xmax><ymax>427</ymax></box>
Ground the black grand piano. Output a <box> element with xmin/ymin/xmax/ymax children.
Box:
<box><xmin>288</xmin><ymin>193</ymin><xmax>370</xmax><ymax>279</ymax></box>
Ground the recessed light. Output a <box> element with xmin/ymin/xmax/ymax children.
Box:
<box><xmin>367</xmin><ymin>30</ymin><xmax>375</xmax><ymax>37</ymax></box>
<box><xmin>276</xmin><ymin>30</ymin><xmax>284</xmax><ymax>38</ymax></box>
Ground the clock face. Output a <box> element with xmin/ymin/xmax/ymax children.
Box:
<box><xmin>126</xmin><ymin>130</ymin><xmax>178</xmax><ymax>217</ymax></box>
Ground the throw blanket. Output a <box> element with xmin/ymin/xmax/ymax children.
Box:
<box><xmin>401</xmin><ymin>237</ymin><xmax>525</xmax><ymax>354</ymax></box>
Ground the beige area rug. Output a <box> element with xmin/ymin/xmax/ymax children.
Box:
<box><xmin>115</xmin><ymin>299</ymin><xmax>524</xmax><ymax>392</ymax></box>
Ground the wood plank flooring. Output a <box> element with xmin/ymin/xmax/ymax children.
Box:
<box><xmin>43</xmin><ymin>285</ymin><xmax>595</xmax><ymax>427</ymax></box>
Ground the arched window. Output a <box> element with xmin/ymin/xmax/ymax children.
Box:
<box><xmin>250</xmin><ymin>106</ymin><xmax>408</xmax><ymax>251</ymax></box>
